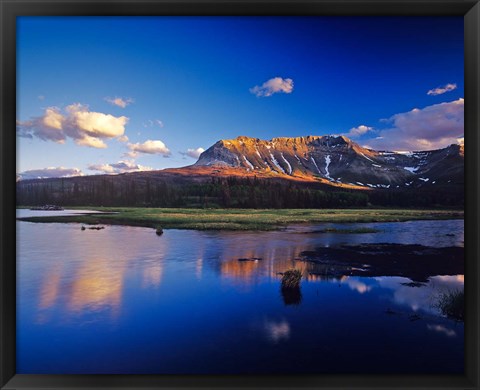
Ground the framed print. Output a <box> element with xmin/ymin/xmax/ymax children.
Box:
<box><xmin>1</xmin><ymin>0</ymin><xmax>479</xmax><ymax>389</ymax></box>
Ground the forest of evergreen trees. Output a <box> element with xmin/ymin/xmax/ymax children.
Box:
<box><xmin>16</xmin><ymin>175</ymin><xmax>463</xmax><ymax>209</ymax></box>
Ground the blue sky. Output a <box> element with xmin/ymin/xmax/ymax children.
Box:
<box><xmin>17</xmin><ymin>16</ymin><xmax>464</xmax><ymax>178</ymax></box>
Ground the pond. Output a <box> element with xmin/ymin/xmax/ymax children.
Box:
<box><xmin>16</xmin><ymin>210</ymin><xmax>464</xmax><ymax>374</ymax></box>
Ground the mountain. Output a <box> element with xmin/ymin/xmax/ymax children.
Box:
<box><xmin>16</xmin><ymin>135</ymin><xmax>464</xmax><ymax>208</ymax></box>
<box><xmin>192</xmin><ymin>135</ymin><xmax>464</xmax><ymax>190</ymax></box>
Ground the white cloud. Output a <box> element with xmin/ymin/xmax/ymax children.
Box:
<box><xmin>363</xmin><ymin>98</ymin><xmax>464</xmax><ymax>151</ymax></box>
<box><xmin>17</xmin><ymin>103</ymin><xmax>128</xmax><ymax>149</ymax></box>
<box><xmin>66</xmin><ymin>103</ymin><xmax>127</xmax><ymax>138</ymax></box>
<box><xmin>345</xmin><ymin>125</ymin><xmax>374</xmax><ymax>138</ymax></box>
<box><xmin>75</xmin><ymin>135</ymin><xmax>107</xmax><ymax>149</ymax></box>
<box><xmin>181</xmin><ymin>147</ymin><xmax>205</xmax><ymax>159</ymax></box>
<box><xmin>42</xmin><ymin>107</ymin><xmax>64</xmax><ymax>130</ymax></box>
<box><xmin>38</xmin><ymin>95</ymin><xmax>45</xmax><ymax>101</ymax></box>
<box><xmin>18</xmin><ymin>167</ymin><xmax>84</xmax><ymax>180</ymax></box>
<box><xmin>124</xmin><ymin>151</ymin><xmax>138</xmax><ymax>158</ymax></box>
<box><xmin>118</xmin><ymin>135</ymin><xmax>129</xmax><ymax>143</ymax></box>
<box><xmin>250</xmin><ymin>77</ymin><xmax>294</xmax><ymax>97</ymax></box>
<box><xmin>17</xmin><ymin>107</ymin><xmax>66</xmax><ymax>143</ymax></box>
<box><xmin>427</xmin><ymin>83</ymin><xmax>457</xmax><ymax>96</ymax></box>
<box><xmin>88</xmin><ymin>160</ymin><xmax>154</xmax><ymax>174</ymax></box>
<box><xmin>128</xmin><ymin>139</ymin><xmax>171</xmax><ymax>156</ymax></box>
<box><xmin>105</xmin><ymin>96</ymin><xmax>134</xmax><ymax>108</ymax></box>
<box><xmin>88</xmin><ymin>164</ymin><xmax>115</xmax><ymax>174</ymax></box>
<box><xmin>143</xmin><ymin>119</ymin><xmax>164</xmax><ymax>128</ymax></box>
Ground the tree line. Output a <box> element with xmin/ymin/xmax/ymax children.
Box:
<box><xmin>16</xmin><ymin>175</ymin><xmax>463</xmax><ymax>208</ymax></box>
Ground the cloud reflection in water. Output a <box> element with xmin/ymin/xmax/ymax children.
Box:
<box><xmin>264</xmin><ymin>319</ymin><xmax>291</xmax><ymax>344</ymax></box>
<box><xmin>427</xmin><ymin>324</ymin><xmax>457</xmax><ymax>337</ymax></box>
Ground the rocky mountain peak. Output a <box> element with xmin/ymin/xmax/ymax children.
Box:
<box><xmin>194</xmin><ymin>134</ymin><xmax>463</xmax><ymax>190</ymax></box>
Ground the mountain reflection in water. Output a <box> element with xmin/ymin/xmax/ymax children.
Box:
<box><xmin>17</xmin><ymin>215</ymin><xmax>464</xmax><ymax>374</ymax></box>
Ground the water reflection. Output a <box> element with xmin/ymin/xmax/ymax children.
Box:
<box><xmin>340</xmin><ymin>276</ymin><xmax>372</xmax><ymax>294</ymax></box>
<box><xmin>326</xmin><ymin>274</ymin><xmax>465</xmax><ymax>317</ymax></box>
<box><xmin>38</xmin><ymin>269</ymin><xmax>62</xmax><ymax>309</ymax></box>
<box><xmin>214</xmin><ymin>239</ymin><xmax>301</xmax><ymax>284</ymax></box>
<box><xmin>195</xmin><ymin>258</ymin><xmax>203</xmax><ymax>280</ymax></box>
<box><xmin>220</xmin><ymin>257</ymin><xmax>264</xmax><ymax>282</ymax></box>
<box><xmin>427</xmin><ymin>324</ymin><xmax>457</xmax><ymax>338</ymax></box>
<box><xmin>263</xmin><ymin>318</ymin><xmax>291</xmax><ymax>343</ymax></box>
<box><xmin>141</xmin><ymin>261</ymin><xmax>163</xmax><ymax>289</ymax></box>
<box><xmin>16</xmin><ymin>209</ymin><xmax>105</xmax><ymax>218</ymax></box>
<box><xmin>16</xmin><ymin>216</ymin><xmax>464</xmax><ymax>374</ymax></box>
<box><xmin>217</xmin><ymin>250</ymin><xmax>348</xmax><ymax>284</ymax></box>
<box><xmin>287</xmin><ymin>219</ymin><xmax>464</xmax><ymax>248</ymax></box>
<box><xmin>374</xmin><ymin>275</ymin><xmax>464</xmax><ymax>315</ymax></box>
<box><xmin>20</xmin><ymin>220</ymin><xmax>465</xmax><ymax>322</ymax></box>
<box><xmin>36</xmin><ymin>269</ymin><xmax>63</xmax><ymax>325</ymax></box>
<box><xmin>19</xmin><ymin>224</ymin><xmax>172</xmax><ymax>324</ymax></box>
<box><xmin>280</xmin><ymin>287</ymin><xmax>302</xmax><ymax>306</ymax></box>
<box><xmin>68</xmin><ymin>256</ymin><xmax>124</xmax><ymax>317</ymax></box>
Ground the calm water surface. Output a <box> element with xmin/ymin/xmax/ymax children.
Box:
<box><xmin>16</xmin><ymin>210</ymin><xmax>464</xmax><ymax>374</ymax></box>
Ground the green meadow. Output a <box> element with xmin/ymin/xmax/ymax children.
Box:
<box><xmin>17</xmin><ymin>207</ymin><xmax>464</xmax><ymax>231</ymax></box>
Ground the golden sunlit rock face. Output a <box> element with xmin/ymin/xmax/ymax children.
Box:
<box><xmin>181</xmin><ymin>135</ymin><xmax>463</xmax><ymax>190</ymax></box>
<box><xmin>194</xmin><ymin>135</ymin><xmax>375</xmax><ymax>187</ymax></box>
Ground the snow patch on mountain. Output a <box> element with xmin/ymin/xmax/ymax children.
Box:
<box><xmin>270</xmin><ymin>153</ymin><xmax>286</xmax><ymax>174</ymax></box>
<box><xmin>243</xmin><ymin>155</ymin><xmax>254</xmax><ymax>170</ymax></box>
<box><xmin>324</xmin><ymin>155</ymin><xmax>332</xmax><ymax>179</ymax></box>
<box><xmin>360</xmin><ymin>153</ymin><xmax>374</xmax><ymax>163</ymax></box>
<box><xmin>281</xmin><ymin>153</ymin><xmax>292</xmax><ymax>175</ymax></box>
<box><xmin>311</xmin><ymin>157</ymin><xmax>321</xmax><ymax>174</ymax></box>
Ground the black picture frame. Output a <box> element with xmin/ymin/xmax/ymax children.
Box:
<box><xmin>1</xmin><ymin>1</ymin><xmax>479</xmax><ymax>389</ymax></box>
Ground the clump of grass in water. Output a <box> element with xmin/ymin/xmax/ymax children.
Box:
<box><xmin>281</xmin><ymin>269</ymin><xmax>302</xmax><ymax>289</ymax></box>
<box><xmin>434</xmin><ymin>289</ymin><xmax>464</xmax><ymax>321</ymax></box>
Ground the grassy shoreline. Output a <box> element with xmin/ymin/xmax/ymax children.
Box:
<box><xmin>16</xmin><ymin>207</ymin><xmax>464</xmax><ymax>231</ymax></box>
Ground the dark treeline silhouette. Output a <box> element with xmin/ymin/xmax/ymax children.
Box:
<box><xmin>16</xmin><ymin>175</ymin><xmax>463</xmax><ymax>209</ymax></box>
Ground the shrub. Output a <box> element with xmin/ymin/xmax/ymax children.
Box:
<box><xmin>281</xmin><ymin>269</ymin><xmax>302</xmax><ymax>289</ymax></box>
<box><xmin>435</xmin><ymin>289</ymin><xmax>464</xmax><ymax>321</ymax></box>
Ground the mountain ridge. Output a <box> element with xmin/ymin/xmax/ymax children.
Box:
<box><xmin>192</xmin><ymin>135</ymin><xmax>464</xmax><ymax>190</ymax></box>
